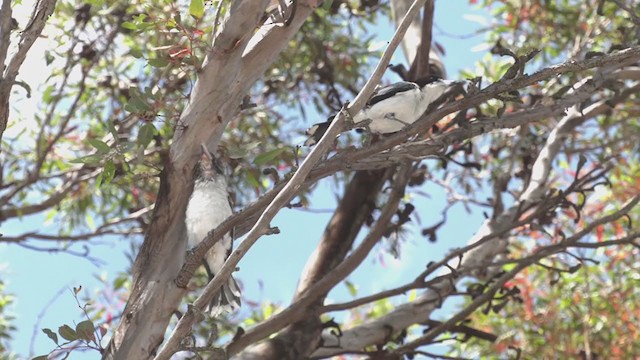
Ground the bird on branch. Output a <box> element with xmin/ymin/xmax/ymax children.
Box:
<box><xmin>185</xmin><ymin>144</ymin><xmax>241</xmax><ymax>316</ymax></box>
<box><xmin>304</xmin><ymin>76</ymin><xmax>465</xmax><ymax>146</ymax></box>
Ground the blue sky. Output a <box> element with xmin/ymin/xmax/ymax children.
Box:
<box><xmin>1</xmin><ymin>2</ymin><xmax>492</xmax><ymax>358</ymax></box>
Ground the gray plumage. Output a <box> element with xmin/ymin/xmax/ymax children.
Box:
<box><xmin>185</xmin><ymin>145</ymin><xmax>241</xmax><ymax>316</ymax></box>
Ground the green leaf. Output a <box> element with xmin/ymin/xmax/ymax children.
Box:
<box><xmin>227</xmin><ymin>146</ymin><xmax>248</xmax><ymax>159</ymax></box>
<box><xmin>32</xmin><ymin>356</ymin><xmax>49</xmax><ymax>360</ymax></box>
<box><xmin>113</xmin><ymin>275</ymin><xmax>128</xmax><ymax>290</ymax></box>
<box><xmin>42</xmin><ymin>84</ymin><xmax>55</xmax><ymax>103</ymax></box>
<box><xmin>69</xmin><ymin>154</ymin><xmax>103</xmax><ymax>164</ymax></box>
<box><xmin>129</xmin><ymin>48</ymin><xmax>143</xmax><ymax>58</ymax></box>
<box><xmin>126</xmin><ymin>88</ymin><xmax>151</xmax><ymax>113</ymax></box>
<box><xmin>262</xmin><ymin>302</ymin><xmax>274</xmax><ymax>319</ymax></box>
<box><xmin>58</xmin><ymin>324</ymin><xmax>77</xmax><ymax>341</ymax></box>
<box><xmin>246</xmin><ymin>171</ymin><xmax>261</xmax><ymax>190</ymax></box>
<box><xmin>42</xmin><ymin>328</ymin><xmax>58</xmax><ymax>344</ymax></box>
<box><xmin>148</xmin><ymin>57</ymin><xmax>169</xmax><ymax>68</ymax></box>
<box><xmin>76</xmin><ymin>320</ymin><xmax>95</xmax><ymax>342</ymax></box>
<box><xmin>121</xmin><ymin>21</ymin><xmax>137</xmax><ymax>30</ymax></box>
<box><xmin>45</xmin><ymin>50</ymin><xmax>55</xmax><ymax>65</ymax></box>
<box><xmin>345</xmin><ymin>280</ymin><xmax>357</xmax><ymax>297</ymax></box>
<box><xmin>88</xmin><ymin>138</ymin><xmax>111</xmax><ymax>154</ymax></box>
<box><xmin>189</xmin><ymin>0</ymin><xmax>205</xmax><ymax>19</ymax></box>
<box><xmin>137</xmin><ymin>123</ymin><xmax>156</xmax><ymax>148</ymax></box>
<box><xmin>125</xmin><ymin>99</ymin><xmax>151</xmax><ymax>113</ymax></box>
<box><xmin>95</xmin><ymin>172</ymin><xmax>103</xmax><ymax>188</ymax></box>
<box><xmin>102</xmin><ymin>160</ymin><xmax>116</xmax><ymax>185</ymax></box>
<box><xmin>86</xmin><ymin>214</ymin><xmax>95</xmax><ymax>231</ymax></box>
<box><xmin>107</xmin><ymin>121</ymin><xmax>119</xmax><ymax>142</ymax></box>
<box><xmin>228</xmin><ymin>142</ymin><xmax>260</xmax><ymax>159</ymax></box>
<box><xmin>253</xmin><ymin>148</ymin><xmax>286</xmax><ymax>165</ymax></box>
<box><xmin>408</xmin><ymin>289</ymin><xmax>417</xmax><ymax>302</ymax></box>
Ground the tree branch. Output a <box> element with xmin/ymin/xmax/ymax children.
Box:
<box><xmin>0</xmin><ymin>0</ymin><xmax>57</xmax><ymax>141</ymax></box>
<box><xmin>309</xmin><ymin>52</ymin><xmax>640</xmax><ymax>355</ymax></box>
<box><xmin>230</xmin><ymin>163</ymin><xmax>415</xmax><ymax>358</ymax></box>
<box><xmin>410</xmin><ymin>196</ymin><xmax>640</xmax><ymax>347</ymax></box>
<box><xmin>163</xmin><ymin>1</ymin><xmax>433</xmax><ymax>356</ymax></box>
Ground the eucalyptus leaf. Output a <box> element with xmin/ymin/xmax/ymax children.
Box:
<box><xmin>253</xmin><ymin>148</ymin><xmax>286</xmax><ymax>165</ymax></box>
<box><xmin>58</xmin><ymin>324</ymin><xmax>77</xmax><ymax>341</ymax></box>
<box><xmin>88</xmin><ymin>138</ymin><xmax>111</xmax><ymax>154</ymax></box>
<box><xmin>189</xmin><ymin>0</ymin><xmax>205</xmax><ymax>19</ymax></box>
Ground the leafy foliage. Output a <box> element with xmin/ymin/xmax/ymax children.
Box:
<box><xmin>2</xmin><ymin>0</ymin><xmax>640</xmax><ymax>358</ymax></box>
<box><xmin>0</xmin><ymin>282</ymin><xmax>16</xmax><ymax>356</ymax></box>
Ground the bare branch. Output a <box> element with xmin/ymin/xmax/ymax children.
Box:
<box><xmin>571</xmin><ymin>232</ymin><xmax>640</xmax><ymax>248</ymax></box>
<box><xmin>229</xmin><ymin>163</ymin><xmax>415</xmax><ymax>357</ymax></box>
<box><xmin>16</xmin><ymin>242</ymin><xmax>105</xmax><ymax>266</ymax></box>
<box><xmin>411</xmin><ymin>197</ymin><xmax>640</xmax><ymax>347</ymax></box>
<box><xmin>1</xmin><ymin>228</ymin><xmax>142</xmax><ymax>243</ymax></box>
<box><xmin>0</xmin><ymin>169</ymin><xmax>101</xmax><ymax>220</ymax></box>
<box><xmin>319</xmin><ymin>272</ymin><xmax>456</xmax><ymax>313</ymax></box>
<box><xmin>97</xmin><ymin>205</ymin><xmax>154</xmax><ymax>230</ymax></box>
<box><xmin>0</xmin><ymin>0</ymin><xmax>57</xmax><ymax>140</ymax></box>
<box><xmin>312</xmin><ymin>193</ymin><xmax>640</xmax><ymax>357</ymax></box>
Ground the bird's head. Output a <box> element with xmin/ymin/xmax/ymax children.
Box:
<box><xmin>415</xmin><ymin>75</ymin><xmax>443</xmax><ymax>88</ymax></box>
<box><xmin>194</xmin><ymin>143</ymin><xmax>224</xmax><ymax>181</ymax></box>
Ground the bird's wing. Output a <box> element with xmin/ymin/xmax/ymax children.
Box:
<box><xmin>367</xmin><ymin>82</ymin><xmax>419</xmax><ymax>106</ymax></box>
<box><xmin>304</xmin><ymin>114</ymin><xmax>336</xmax><ymax>146</ymax></box>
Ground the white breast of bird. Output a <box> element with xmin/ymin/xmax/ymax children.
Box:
<box><xmin>353</xmin><ymin>79</ymin><xmax>455</xmax><ymax>135</ymax></box>
<box><xmin>185</xmin><ymin>178</ymin><xmax>232</xmax><ymax>271</ymax></box>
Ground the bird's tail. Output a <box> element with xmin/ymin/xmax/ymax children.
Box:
<box><xmin>208</xmin><ymin>275</ymin><xmax>242</xmax><ymax>317</ymax></box>
<box><xmin>304</xmin><ymin>114</ymin><xmax>337</xmax><ymax>146</ymax></box>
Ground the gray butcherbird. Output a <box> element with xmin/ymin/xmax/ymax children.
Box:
<box><xmin>304</xmin><ymin>76</ymin><xmax>463</xmax><ymax>146</ymax></box>
<box><xmin>185</xmin><ymin>144</ymin><xmax>241</xmax><ymax>316</ymax></box>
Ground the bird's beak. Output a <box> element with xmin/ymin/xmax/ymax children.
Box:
<box><xmin>200</xmin><ymin>143</ymin><xmax>213</xmax><ymax>161</ymax></box>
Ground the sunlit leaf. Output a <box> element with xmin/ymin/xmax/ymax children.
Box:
<box><xmin>345</xmin><ymin>280</ymin><xmax>357</xmax><ymax>297</ymax></box>
<box><xmin>189</xmin><ymin>0</ymin><xmax>205</xmax><ymax>19</ymax></box>
<box><xmin>253</xmin><ymin>148</ymin><xmax>286</xmax><ymax>165</ymax></box>
<box><xmin>122</xmin><ymin>21</ymin><xmax>137</xmax><ymax>30</ymax></box>
<box><xmin>102</xmin><ymin>160</ymin><xmax>116</xmax><ymax>185</ymax></box>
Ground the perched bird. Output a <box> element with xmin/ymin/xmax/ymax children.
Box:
<box><xmin>304</xmin><ymin>76</ymin><xmax>462</xmax><ymax>146</ymax></box>
<box><xmin>185</xmin><ymin>144</ymin><xmax>241</xmax><ymax>316</ymax></box>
